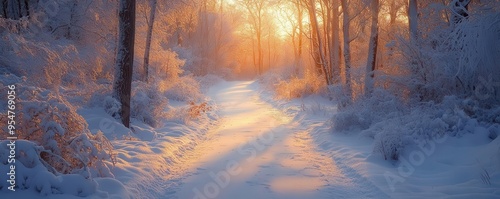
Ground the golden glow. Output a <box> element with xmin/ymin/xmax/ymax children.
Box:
<box><xmin>225</xmin><ymin>0</ymin><xmax>298</xmax><ymax>40</ymax></box>
<box><xmin>270</xmin><ymin>6</ymin><xmax>297</xmax><ymax>39</ymax></box>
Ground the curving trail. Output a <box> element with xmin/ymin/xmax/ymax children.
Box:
<box><xmin>164</xmin><ymin>81</ymin><xmax>386</xmax><ymax>199</ymax></box>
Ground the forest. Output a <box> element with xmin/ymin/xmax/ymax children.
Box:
<box><xmin>0</xmin><ymin>0</ymin><xmax>499</xmax><ymax>198</ymax></box>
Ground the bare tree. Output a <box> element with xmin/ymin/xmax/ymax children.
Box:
<box><xmin>307</xmin><ymin>0</ymin><xmax>330</xmax><ymax>85</ymax></box>
<box><xmin>113</xmin><ymin>0</ymin><xmax>136</xmax><ymax>128</ymax></box>
<box><xmin>329</xmin><ymin>0</ymin><xmax>341</xmax><ymax>83</ymax></box>
<box><xmin>1</xmin><ymin>0</ymin><xmax>30</xmax><ymax>24</ymax></box>
<box><xmin>364</xmin><ymin>0</ymin><xmax>379</xmax><ymax>95</ymax></box>
<box><xmin>408</xmin><ymin>0</ymin><xmax>418</xmax><ymax>40</ymax></box>
<box><xmin>143</xmin><ymin>0</ymin><xmax>157</xmax><ymax>83</ymax></box>
<box><xmin>280</xmin><ymin>0</ymin><xmax>304</xmax><ymax>74</ymax></box>
<box><xmin>241</xmin><ymin>0</ymin><xmax>266</xmax><ymax>75</ymax></box>
<box><xmin>341</xmin><ymin>0</ymin><xmax>352</xmax><ymax>99</ymax></box>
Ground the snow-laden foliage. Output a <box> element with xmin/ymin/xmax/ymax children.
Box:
<box><xmin>0</xmin><ymin>84</ymin><xmax>115</xmax><ymax>175</ymax></box>
<box><xmin>260</xmin><ymin>66</ymin><xmax>328</xmax><ymax>100</ymax></box>
<box><xmin>131</xmin><ymin>81</ymin><xmax>169</xmax><ymax>127</ymax></box>
<box><xmin>331</xmin><ymin>3</ymin><xmax>500</xmax><ymax>161</ymax></box>
<box><xmin>276</xmin><ymin>71</ymin><xmax>326</xmax><ymax>100</ymax></box>
<box><xmin>103</xmin><ymin>96</ymin><xmax>122</xmax><ymax>120</ymax></box>
<box><xmin>0</xmin><ymin>1</ymin><xmax>118</xmax><ymax>90</ymax></box>
<box><xmin>162</xmin><ymin>76</ymin><xmax>203</xmax><ymax>102</ymax></box>
<box><xmin>332</xmin><ymin>87</ymin><xmax>499</xmax><ymax>160</ymax></box>
<box><xmin>0</xmin><ymin>140</ymin><xmax>98</xmax><ymax>196</ymax></box>
<box><xmin>396</xmin><ymin>6</ymin><xmax>500</xmax><ymax>104</ymax></box>
<box><xmin>332</xmin><ymin>88</ymin><xmax>404</xmax><ymax>133</ymax></box>
<box><xmin>0</xmin><ymin>80</ymin><xmax>115</xmax><ymax>195</ymax></box>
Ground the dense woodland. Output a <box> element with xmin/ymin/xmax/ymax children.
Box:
<box><xmin>0</xmin><ymin>0</ymin><xmax>499</xmax><ymax>197</ymax></box>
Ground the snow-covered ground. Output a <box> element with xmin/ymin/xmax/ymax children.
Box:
<box><xmin>153</xmin><ymin>80</ymin><xmax>498</xmax><ymax>199</ymax></box>
<box><xmin>164</xmin><ymin>81</ymin><xmax>390</xmax><ymax>199</ymax></box>
<box><xmin>258</xmin><ymin>81</ymin><xmax>500</xmax><ymax>198</ymax></box>
<box><xmin>2</xmin><ymin>80</ymin><xmax>499</xmax><ymax>198</ymax></box>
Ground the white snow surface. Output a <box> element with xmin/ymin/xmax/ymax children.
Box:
<box><xmin>2</xmin><ymin>80</ymin><xmax>499</xmax><ymax>198</ymax></box>
<box><xmin>165</xmin><ymin>80</ymin><xmax>390</xmax><ymax>199</ymax></box>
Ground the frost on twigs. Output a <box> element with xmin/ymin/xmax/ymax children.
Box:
<box><xmin>0</xmin><ymin>85</ymin><xmax>115</xmax><ymax>195</ymax></box>
<box><xmin>266</xmin><ymin>69</ymin><xmax>327</xmax><ymax>100</ymax></box>
<box><xmin>131</xmin><ymin>81</ymin><xmax>169</xmax><ymax>127</ymax></box>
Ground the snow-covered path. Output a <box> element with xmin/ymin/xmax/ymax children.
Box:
<box><xmin>166</xmin><ymin>81</ymin><xmax>385</xmax><ymax>199</ymax></box>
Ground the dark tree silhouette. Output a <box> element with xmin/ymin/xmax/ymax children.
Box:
<box><xmin>113</xmin><ymin>0</ymin><xmax>136</xmax><ymax>128</ymax></box>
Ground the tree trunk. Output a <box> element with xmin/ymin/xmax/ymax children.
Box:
<box><xmin>243</xmin><ymin>0</ymin><xmax>265</xmax><ymax>75</ymax></box>
<box><xmin>20</xmin><ymin>0</ymin><xmax>28</xmax><ymax>18</ymax></box>
<box><xmin>67</xmin><ymin>1</ymin><xmax>78</xmax><ymax>39</ymax></box>
<box><xmin>388</xmin><ymin>0</ymin><xmax>397</xmax><ymax>58</ymax></box>
<box><xmin>113</xmin><ymin>0</ymin><xmax>135</xmax><ymax>128</ymax></box>
<box><xmin>5</xmin><ymin>0</ymin><xmax>20</xmax><ymax>20</ymax></box>
<box><xmin>308</xmin><ymin>0</ymin><xmax>330</xmax><ymax>85</ymax></box>
<box><xmin>364</xmin><ymin>0</ymin><xmax>379</xmax><ymax>95</ymax></box>
<box><xmin>389</xmin><ymin>0</ymin><xmax>396</xmax><ymax>26</ymax></box>
<box><xmin>324</xmin><ymin>1</ymin><xmax>332</xmax><ymax>81</ymax></box>
<box><xmin>408</xmin><ymin>0</ymin><xmax>418</xmax><ymax>40</ymax></box>
<box><xmin>330</xmin><ymin>0</ymin><xmax>340</xmax><ymax>83</ymax></box>
<box><xmin>252</xmin><ymin>37</ymin><xmax>257</xmax><ymax>73</ymax></box>
<box><xmin>213</xmin><ymin>0</ymin><xmax>224</xmax><ymax>70</ymax></box>
<box><xmin>297</xmin><ymin>1</ymin><xmax>303</xmax><ymax>59</ymax></box>
<box><xmin>257</xmin><ymin>11</ymin><xmax>263</xmax><ymax>74</ymax></box>
<box><xmin>143</xmin><ymin>0</ymin><xmax>157</xmax><ymax>83</ymax></box>
<box><xmin>294</xmin><ymin>0</ymin><xmax>303</xmax><ymax>75</ymax></box>
<box><xmin>1</xmin><ymin>0</ymin><xmax>5</xmax><ymax>18</ymax></box>
<box><xmin>307</xmin><ymin>2</ymin><xmax>321</xmax><ymax>75</ymax></box>
<box><xmin>341</xmin><ymin>0</ymin><xmax>352</xmax><ymax>99</ymax></box>
<box><xmin>268</xmin><ymin>27</ymin><xmax>271</xmax><ymax>70</ymax></box>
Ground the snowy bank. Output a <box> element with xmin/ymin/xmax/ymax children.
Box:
<box><xmin>256</xmin><ymin>80</ymin><xmax>500</xmax><ymax>198</ymax></box>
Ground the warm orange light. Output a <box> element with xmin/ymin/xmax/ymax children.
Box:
<box><xmin>270</xmin><ymin>6</ymin><xmax>297</xmax><ymax>39</ymax></box>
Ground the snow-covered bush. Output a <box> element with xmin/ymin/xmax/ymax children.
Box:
<box><xmin>262</xmin><ymin>69</ymin><xmax>327</xmax><ymax>100</ymax></box>
<box><xmin>259</xmin><ymin>69</ymin><xmax>286</xmax><ymax>91</ymax></box>
<box><xmin>0</xmin><ymin>0</ymin><xmax>119</xmax><ymax>92</ymax></box>
<box><xmin>338</xmin><ymin>2</ymin><xmax>500</xmax><ymax>161</ymax></box>
<box><xmin>102</xmin><ymin>96</ymin><xmax>121</xmax><ymax>120</ymax></box>
<box><xmin>331</xmin><ymin>85</ymin><xmax>500</xmax><ymax>161</ymax></box>
<box><xmin>0</xmin><ymin>140</ymin><xmax>98</xmax><ymax>196</ymax></box>
<box><xmin>131</xmin><ymin>81</ymin><xmax>169</xmax><ymax>127</ymax></box>
<box><xmin>164</xmin><ymin>100</ymin><xmax>215</xmax><ymax>125</ymax></box>
<box><xmin>0</xmin><ymin>83</ymin><xmax>115</xmax><ymax>182</ymax></box>
<box><xmin>331</xmin><ymin>88</ymin><xmax>405</xmax><ymax>133</ymax></box>
<box><xmin>163</xmin><ymin>76</ymin><xmax>203</xmax><ymax>102</ymax></box>
<box><xmin>396</xmin><ymin>6</ymin><xmax>500</xmax><ymax>104</ymax></box>
<box><xmin>0</xmin><ymin>27</ymin><xmax>115</xmax><ymax>93</ymax></box>
<box><xmin>187</xmin><ymin>101</ymin><xmax>212</xmax><ymax>119</ymax></box>
<box><xmin>331</xmin><ymin>110</ymin><xmax>371</xmax><ymax>132</ymax></box>
<box><xmin>373</xmin><ymin>128</ymin><xmax>406</xmax><ymax>161</ymax></box>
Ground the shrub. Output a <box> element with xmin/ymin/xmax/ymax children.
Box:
<box><xmin>0</xmin><ymin>84</ymin><xmax>115</xmax><ymax>179</ymax></box>
<box><xmin>274</xmin><ymin>70</ymin><xmax>326</xmax><ymax>100</ymax></box>
<box><xmin>131</xmin><ymin>81</ymin><xmax>169</xmax><ymax>127</ymax></box>
<box><xmin>163</xmin><ymin>76</ymin><xmax>203</xmax><ymax>102</ymax></box>
<box><xmin>187</xmin><ymin>101</ymin><xmax>211</xmax><ymax>119</ymax></box>
<box><xmin>0</xmin><ymin>140</ymin><xmax>99</xmax><ymax>196</ymax></box>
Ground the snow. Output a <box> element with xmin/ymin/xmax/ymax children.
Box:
<box><xmin>77</xmin><ymin>97</ymin><xmax>218</xmax><ymax>198</ymax></box>
<box><xmin>2</xmin><ymin>0</ymin><xmax>499</xmax><ymax>197</ymax></box>
<box><xmin>2</xmin><ymin>80</ymin><xmax>500</xmax><ymax>198</ymax></box>
<box><xmin>258</xmin><ymin>82</ymin><xmax>500</xmax><ymax>198</ymax></box>
<box><xmin>166</xmin><ymin>81</ymin><xmax>375</xmax><ymax>199</ymax></box>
